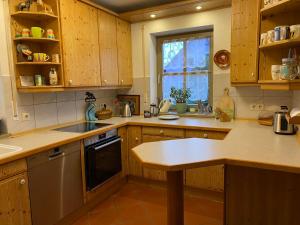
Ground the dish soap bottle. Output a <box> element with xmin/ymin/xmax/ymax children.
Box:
<box><xmin>85</xmin><ymin>92</ymin><xmax>98</xmax><ymax>121</ymax></box>
<box><xmin>49</xmin><ymin>68</ymin><xmax>58</xmax><ymax>85</ymax></box>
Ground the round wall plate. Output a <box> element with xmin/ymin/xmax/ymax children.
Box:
<box><xmin>214</xmin><ymin>50</ymin><xmax>231</xmax><ymax>69</ymax></box>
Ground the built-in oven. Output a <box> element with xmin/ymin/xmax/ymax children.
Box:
<box><xmin>84</xmin><ymin>129</ymin><xmax>122</xmax><ymax>191</ymax></box>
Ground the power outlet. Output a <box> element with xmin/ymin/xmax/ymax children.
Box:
<box><xmin>250</xmin><ymin>104</ymin><xmax>256</xmax><ymax>111</ymax></box>
<box><xmin>21</xmin><ymin>112</ymin><xmax>30</xmax><ymax>121</ymax></box>
<box><xmin>256</xmin><ymin>104</ymin><xmax>265</xmax><ymax>111</ymax></box>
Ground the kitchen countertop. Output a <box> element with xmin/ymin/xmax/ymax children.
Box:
<box><xmin>0</xmin><ymin>116</ymin><xmax>299</xmax><ymax>174</ymax></box>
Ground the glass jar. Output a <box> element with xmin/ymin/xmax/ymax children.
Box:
<box><xmin>280</xmin><ymin>58</ymin><xmax>298</xmax><ymax>80</ymax></box>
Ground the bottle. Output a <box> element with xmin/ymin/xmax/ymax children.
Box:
<box><xmin>49</xmin><ymin>68</ymin><xmax>58</xmax><ymax>85</ymax></box>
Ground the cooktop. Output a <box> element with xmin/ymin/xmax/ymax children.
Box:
<box><xmin>54</xmin><ymin>122</ymin><xmax>111</xmax><ymax>133</ymax></box>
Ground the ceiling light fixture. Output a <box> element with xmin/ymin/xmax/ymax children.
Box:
<box><xmin>150</xmin><ymin>14</ymin><xmax>156</xmax><ymax>18</ymax></box>
<box><xmin>196</xmin><ymin>6</ymin><xmax>202</xmax><ymax>10</ymax></box>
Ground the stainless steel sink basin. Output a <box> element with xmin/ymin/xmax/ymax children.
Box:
<box><xmin>0</xmin><ymin>144</ymin><xmax>22</xmax><ymax>155</ymax></box>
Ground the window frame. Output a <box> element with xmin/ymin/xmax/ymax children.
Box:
<box><xmin>156</xmin><ymin>31</ymin><xmax>214</xmax><ymax>105</ymax></box>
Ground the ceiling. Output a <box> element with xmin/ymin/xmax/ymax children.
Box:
<box><xmin>91</xmin><ymin>0</ymin><xmax>184</xmax><ymax>13</ymax></box>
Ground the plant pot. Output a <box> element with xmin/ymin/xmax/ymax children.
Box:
<box><xmin>176</xmin><ymin>103</ymin><xmax>187</xmax><ymax>114</ymax></box>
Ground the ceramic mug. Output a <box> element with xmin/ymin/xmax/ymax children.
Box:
<box><xmin>290</xmin><ymin>24</ymin><xmax>300</xmax><ymax>39</ymax></box>
<box><xmin>33</xmin><ymin>53</ymin><xmax>50</xmax><ymax>62</ymax></box>
<box><xmin>52</xmin><ymin>54</ymin><xmax>60</xmax><ymax>63</ymax></box>
<box><xmin>46</xmin><ymin>29</ymin><xmax>55</xmax><ymax>39</ymax></box>
<box><xmin>267</xmin><ymin>30</ymin><xmax>275</xmax><ymax>44</ymax></box>
<box><xmin>31</xmin><ymin>27</ymin><xmax>45</xmax><ymax>38</ymax></box>
<box><xmin>22</xmin><ymin>28</ymin><xmax>30</xmax><ymax>37</ymax></box>
<box><xmin>260</xmin><ymin>33</ymin><xmax>268</xmax><ymax>45</ymax></box>
<box><xmin>280</xmin><ymin>26</ymin><xmax>290</xmax><ymax>40</ymax></box>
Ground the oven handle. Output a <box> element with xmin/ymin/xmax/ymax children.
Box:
<box><xmin>94</xmin><ymin>137</ymin><xmax>121</xmax><ymax>151</ymax></box>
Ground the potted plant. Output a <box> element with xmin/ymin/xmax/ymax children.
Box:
<box><xmin>170</xmin><ymin>87</ymin><xmax>192</xmax><ymax>114</ymax></box>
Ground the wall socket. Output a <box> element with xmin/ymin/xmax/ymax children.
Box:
<box><xmin>250</xmin><ymin>104</ymin><xmax>264</xmax><ymax>111</ymax></box>
<box><xmin>21</xmin><ymin>112</ymin><xmax>30</xmax><ymax>121</ymax></box>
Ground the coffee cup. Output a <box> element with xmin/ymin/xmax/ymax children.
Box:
<box><xmin>46</xmin><ymin>29</ymin><xmax>55</xmax><ymax>39</ymax></box>
<box><xmin>290</xmin><ymin>25</ymin><xmax>300</xmax><ymax>39</ymax></box>
<box><xmin>280</xmin><ymin>26</ymin><xmax>290</xmax><ymax>40</ymax></box>
<box><xmin>267</xmin><ymin>30</ymin><xmax>275</xmax><ymax>44</ymax></box>
<box><xmin>271</xmin><ymin>65</ymin><xmax>281</xmax><ymax>80</ymax></box>
<box><xmin>31</xmin><ymin>27</ymin><xmax>45</xmax><ymax>38</ymax></box>
<box><xmin>22</xmin><ymin>28</ymin><xmax>30</xmax><ymax>37</ymax></box>
<box><xmin>52</xmin><ymin>54</ymin><xmax>60</xmax><ymax>63</ymax></box>
<box><xmin>260</xmin><ymin>33</ymin><xmax>268</xmax><ymax>45</ymax></box>
<box><xmin>33</xmin><ymin>53</ymin><xmax>50</xmax><ymax>62</ymax></box>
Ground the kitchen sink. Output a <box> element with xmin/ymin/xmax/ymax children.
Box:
<box><xmin>0</xmin><ymin>144</ymin><xmax>22</xmax><ymax>155</ymax></box>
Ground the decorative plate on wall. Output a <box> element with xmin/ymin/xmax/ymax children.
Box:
<box><xmin>214</xmin><ymin>50</ymin><xmax>230</xmax><ymax>69</ymax></box>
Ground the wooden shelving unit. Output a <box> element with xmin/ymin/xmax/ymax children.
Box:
<box><xmin>258</xmin><ymin>0</ymin><xmax>300</xmax><ymax>90</ymax></box>
<box><xmin>259</xmin><ymin>38</ymin><xmax>300</xmax><ymax>49</ymax></box>
<box><xmin>9</xmin><ymin>0</ymin><xmax>64</xmax><ymax>93</ymax></box>
<box><xmin>261</xmin><ymin>0</ymin><xmax>300</xmax><ymax>17</ymax></box>
<box><xmin>13</xmin><ymin>37</ymin><xmax>60</xmax><ymax>43</ymax></box>
<box><xmin>259</xmin><ymin>80</ymin><xmax>300</xmax><ymax>90</ymax></box>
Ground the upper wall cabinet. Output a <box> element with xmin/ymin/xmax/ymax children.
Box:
<box><xmin>98</xmin><ymin>11</ymin><xmax>119</xmax><ymax>86</ymax></box>
<box><xmin>117</xmin><ymin>19</ymin><xmax>133</xmax><ymax>86</ymax></box>
<box><xmin>60</xmin><ymin>0</ymin><xmax>101</xmax><ymax>87</ymax></box>
<box><xmin>231</xmin><ymin>0</ymin><xmax>260</xmax><ymax>85</ymax></box>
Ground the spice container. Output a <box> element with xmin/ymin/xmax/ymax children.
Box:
<box><xmin>274</xmin><ymin>27</ymin><xmax>281</xmax><ymax>41</ymax></box>
<box><xmin>35</xmin><ymin>74</ymin><xmax>42</xmax><ymax>86</ymax></box>
<box><xmin>49</xmin><ymin>68</ymin><xmax>58</xmax><ymax>85</ymax></box>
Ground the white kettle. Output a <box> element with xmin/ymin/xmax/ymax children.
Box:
<box><xmin>159</xmin><ymin>99</ymin><xmax>172</xmax><ymax>113</ymax></box>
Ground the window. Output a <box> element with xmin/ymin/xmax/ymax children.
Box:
<box><xmin>157</xmin><ymin>32</ymin><xmax>213</xmax><ymax>104</ymax></box>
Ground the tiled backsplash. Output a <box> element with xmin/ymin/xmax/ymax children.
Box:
<box><xmin>0</xmin><ymin>76</ymin><xmax>117</xmax><ymax>134</ymax></box>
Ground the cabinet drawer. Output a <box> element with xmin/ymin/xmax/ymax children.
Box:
<box><xmin>142</xmin><ymin>135</ymin><xmax>176</xmax><ymax>143</ymax></box>
<box><xmin>186</xmin><ymin>130</ymin><xmax>228</xmax><ymax>140</ymax></box>
<box><xmin>142</xmin><ymin>127</ymin><xmax>184</xmax><ymax>138</ymax></box>
<box><xmin>0</xmin><ymin>159</ymin><xmax>27</xmax><ymax>181</ymax></box>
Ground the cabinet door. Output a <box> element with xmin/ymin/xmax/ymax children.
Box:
<box><xmin>0</xmin><ymin>173</ymin><xmax>31</xmax><ymax>225</ymax></box>
<box><xmin>117</xmin><ymin>19</ymin><xmax>133</xmax><ymax>86</ymax></box>
<box><xmin>60</xmin><ymin>0</ymin><xmax>101</xmax><ymax>87</ymax></box>
<box><xmin>185</xmin><ymin>130</ymin><xmax>225</xmax><ymax>191</ymax></box>
<box><xmin>127</xmin><ymin>126</ymin><xmax>143</xmax><ymax>177</ymax></box>
<box><xmin>118</xmin><ymin>127</ymin><xmax>128</xmax><ymax>177</ymax></box>
<box><xmin>98</xmin><ymin>11</ymin><xmax>119</xmax><ymax>86</ymax></box>
<box><xmin>231</xmin><ymin>0</ymin><xmax>260</xmax><ymax>84</ymax></box>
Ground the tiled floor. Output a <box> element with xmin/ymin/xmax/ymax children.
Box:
<box><xmin>73</xmin><ymin>183</ymin><xmax>223</xmax><ymax>225</ymax></box>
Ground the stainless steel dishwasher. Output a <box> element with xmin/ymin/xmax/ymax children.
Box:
<box><xmin>27</xmin><ymin>141</ymin><xmax>83</xmax><ymax>225</ymax></box>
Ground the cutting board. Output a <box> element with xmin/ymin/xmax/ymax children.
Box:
<box><xmin>216</xmin><ymin>88</ymin><xmax>235</xmax><ymax>120</ymax></box>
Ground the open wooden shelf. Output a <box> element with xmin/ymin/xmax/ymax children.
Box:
<box><xmin>18</xmin><ymin>85</ymin><xmax>64</xmax><ymax>93</ymax></box>
<box><xmin>11</xmin><ymin>11</ymin><xmax>58</xmax><ymax>20</ymax></box>
<box><xmin>261</xmin><ymin>0</ymin><xmax>300</xmax><ymax>16</ymax></box>
<box><xmin>259</xmin><ymin>38</ymin><xmax>300</xmax><ymax>49</ymax></box>
<box><xmin>259</xmin><ymin>80</ymin><xmax>300</xmax><ymax>90</ymax></box>
<box><xmin>16</xmin><ymin>62</ymin><xmax>61</xmax><ymax>65</ymax></box>
<box><xmin>14</xmin><ymin>37</ymin><xmax>59</xmax><ymax>43</ymax></box>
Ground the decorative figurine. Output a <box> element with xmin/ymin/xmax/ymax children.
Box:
<box><xmin>85</xmin><ymin>92</ymin><xmax>98</xmax><ymax>121</ymax></box>
<box><xmin>18</xmin><ymin>0</ymin><xmax>31</xmax><ymax>11</ymax></box>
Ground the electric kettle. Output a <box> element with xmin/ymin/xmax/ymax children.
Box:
<box><xmin>273</xmin><ymin>106</ymin><xmax>296</xmax><ymax>135</ymax></box>
<box><xmin>121</xmin><ymin>103</ymin><xmax>132</xmax><ymax>117</ymax></box>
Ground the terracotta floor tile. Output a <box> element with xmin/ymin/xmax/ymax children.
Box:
<box><xmin>72</xmin><ymin>183</ymin><xmax>223</xmax><ymax>225</ymax></box>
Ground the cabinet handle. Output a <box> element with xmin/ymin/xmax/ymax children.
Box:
<box><xmin>20</xmin><ymin>179</ymin><xmax>26</xmax><ymax>185</ymax></box>
<box><xmin>121</xmin><ymin>138</ymin><xmax>124</xmax><ymax>142</ymax></box>
<box><xmin>203</xmin><ymin>133</ymin><xmax>208</xmax><ymax>138</ymax></box>
<box><xmin>69</xmin><ymin>80</ymin><xmax>73</xmax><ymax>85</ymax></box>
<box><xmin>103</xmin><ymin>80</ymin><xmax>107</xmax><ymax>84</ymax></box>
<box><xmin>121</xmin><ymin>80</ymin><xmax>124</xmax><ymax>84</ymax></box>
<box><xmin>159</xmin><ymin>129</ymin><xmax>164</xmax><ymax>134</ymax></box>
<box><xmin>135</xmin><ymin>137</ymin><xmax>139</xmax><ymax>141</ymax></box>
<box><xmin>251</xmin><ymin>72</ymin><xmax>255</xmax><ymax>78</ymax></box>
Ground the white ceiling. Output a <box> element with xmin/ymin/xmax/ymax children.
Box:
<box><xmin>92</xmin><ymin>0</ymin><xmax>183</xmax><ymax>13</ymax></box>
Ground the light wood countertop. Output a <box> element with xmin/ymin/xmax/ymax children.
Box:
<box><xmin>0</xmin><ymin>116</ymin><xmax>299</xmax><ymax>174</ymax></box>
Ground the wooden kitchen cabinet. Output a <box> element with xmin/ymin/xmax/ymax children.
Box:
<box><xmin>117</xmin><ymin>19</ymin><xmax>133</xmax><ymax>86</ymax></box>
<box><xmin>127</xmin><ymin>126</ymin><xmax>143</xmax><ymax>177</ymax></box>
<box><xmin>60</xmin><ymin>0</ymin><xmax>101</xmax><ymax>87</ymax></box>
<box><xmin>0</xmin><ymin>173</ymin><xmax>32</xmax><ymax>225</ymax></box>
<box><xmin>98</xmin><ymin>10</ymin><xmax>119</xmax><ymax>86</ymax></box>
<box><xmin>185</xmin><ymin>129</ymin><xmax>228</xmax><ymax>192</ymax></box>
<box><xmin>118</xmin><ymin>127</ymin><xmax>129</xmax><ymax>177</ymax></box>
<box><xmin>231</xmin><ymin>0</ymin><xmax>260</xmax><ymax>85</ymax></box>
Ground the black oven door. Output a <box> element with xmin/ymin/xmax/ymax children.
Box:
<box><xmin>85</xmin><ymin>136</ymin><xmax>122</xmax><ymax>191</ymax></box>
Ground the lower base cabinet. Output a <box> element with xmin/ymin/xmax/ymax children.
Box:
<box><xmin>127</xmin><ymin>126</ymin><xmax>143</xmax><ymax>177</ymax></box>
<box><xmin>0</xmin><ymin>173</ymin><xmax>32</xmax><ymax>225</ymax></box>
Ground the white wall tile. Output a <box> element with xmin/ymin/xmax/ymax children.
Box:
<box><xmin>33</xmin><ymin>93</ymin><xmax>57</xmax><ymax>105</ymax></box>
<box><xmin>57</xmin><ymin>101</ymin><xmax>77</xmax><ymax>124</ymax></box>
<box><xmin>18</xmin><ymin>93</ymin><xmax>33</xmax><ymax>106</ymax></box>
<box><xmin>34</xmin><ymin>103</ymin><xmax>58</xmax><ymax>128</ymax></box>
<box><xmin>263</xmin><ymin>97</ymin><xmax>292</xmax><ymax>109</ymax></box>
<box><xmin>235</xmin><ymin>97</ymin><xmax>263</xmax><ymax>119</ymax></box>
<box><xmin>57</xmin><ymin>92</ymin><xmax>76</xmax><ymax>102</ymax></box>
<box><xmin>263</xmin><ymin>90</ymin><xmax>293</xmax><ymax>97</ymax></box>
<box><xmin>76</xmin><ymin>100</ymin><xmax>86</xmax><ymax>120</ymax></box>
